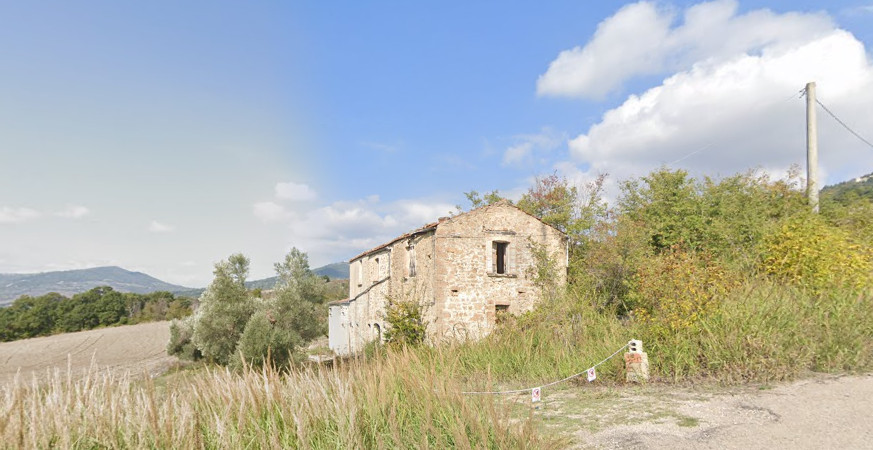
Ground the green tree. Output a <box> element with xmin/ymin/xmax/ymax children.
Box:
<box><xmin>192</xmin><ymin>254</ymin><xmax>256</xmax><ymax>365</ymax></box>
<box><xmin>457</xmin><ymin>190</ymin><xmax>506</xmax><ymax>212</ymax></box>
<box><xmin>619</xmin><ymin>167</ymin><xmax>703</xmax><ymax>252</ymax></box>
<box><xmin>234</xmin><ymin>248</ymin><xmax>327</xmax><ymax>368</ymax></box>
<box><xmin>516</xmin><ymin>172</ymin><xmax>606</xmax><ymax>252</ymax></box>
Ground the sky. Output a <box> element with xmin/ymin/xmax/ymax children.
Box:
<box><xmin>1</xmin><ymin>1</ymin><xmax>872</xmax><ymax>287</ymax></box>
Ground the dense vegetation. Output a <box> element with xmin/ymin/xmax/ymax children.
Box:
<box><xmin>0</xmin><ymin>287</ymin><xmax>193</xmax><ymax>342</ymax></box>
<box><xmin>167</xmin><ymin>248</ymin><xmax>344</xmax><ymax>368</ymax></box>
<box><xmin>438</xmin><ymin>166</ymin><xmax>873</xmax><ymax>384</ymax></box>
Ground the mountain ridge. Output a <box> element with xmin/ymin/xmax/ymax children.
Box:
<box><xmin>0</xmin><ymin>266</ymin><xmax>191</xmax><ymax>306</ymax></box>
<box><xmin>0</xmin><ymin>262</ymin><xmax>350</xmax><ymax>306</ymax></box>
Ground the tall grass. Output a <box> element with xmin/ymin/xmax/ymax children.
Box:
<box><xmin>652</xmin><ymin>282</ymin><xmax>873</xmax><ymax>382</ymax></box>
<box><xmin>4</xmin><ymin>283</ymin><xmax>870</xmax><ymax>448</ymax></box>
<box><xmin>408</xmin><ymin>282</ymin><xmax>873</xmax><ymax>388</ymax></box>
<box><xmin>1</xmin><ymin>352</ymin><xmax>556</xmax><ymax>449</ymax></box>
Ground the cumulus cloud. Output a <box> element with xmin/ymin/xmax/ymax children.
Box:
<box><xmin>537</xmin><ymin>0</ymin><xmax>833</xmax><ymax>99</ymax></box>
<box><xmin>502</xmin><ymin>128</ymin><xmax>566</xmax><ymax>167</ymax></box>
<box><xmin>55</xmin><ymin>204</ymin><xmax>90</xmax><ymax>219</ymax></box>
<box><xmin>545</xmin><ymin>1</ymin><xmax>873</xmax><ymax>191</ymax></box>
<box><xmin>148</xmin><ymin>220</ymin><xmax>174</xmax><ymax>233</ymax></box>
<box><xmin>275</xmin><ymin>181</ymin><xmax>317</xmax><ymax>201</ymax></box>
<box><xmin>0</xmin><ymin>206</ymin><xmax>40</xmax><ymax>224</ymax></box>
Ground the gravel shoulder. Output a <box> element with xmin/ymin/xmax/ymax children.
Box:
<box><xmin>530</xmin><ymin>373</ymin><xmax>873</xmax><ymax>449</ymax></box>
<box><xmin>0</xmin><ymin>321</ymin><xmax>177</xmax><ymax>386</ymax></box>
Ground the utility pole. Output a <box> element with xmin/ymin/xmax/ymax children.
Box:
<box><xmin>806</xmin><ymin>81</ymin><xmax>819</xmax><ymax>213</ymax></box>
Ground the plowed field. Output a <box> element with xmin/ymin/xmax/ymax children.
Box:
<box><xmin>0</xmin><ymin>321</ymin><xmax>176</xmax><ymax>386</ymax></box>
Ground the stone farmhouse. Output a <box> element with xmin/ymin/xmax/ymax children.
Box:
<box><xmin>328</xmin><ymin>200</ymin><xmax>568</xmax><ymax>356</ymax></box>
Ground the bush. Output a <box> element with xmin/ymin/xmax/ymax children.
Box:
<box><xmin>628</xmin><ymin>247</ymin><xmax>738</xmax><ymax>341</ymax></box>
<box><xmin>762</xmin><ymin>214</ymin><xmax>873</xmax><ymax>293</ymax></box>
<box><xmin>383</xmin><ymin>299</ymin><xmax>426</xmax><ymax>348</ymax></box>
<box><xmin>167</xmin><ymin>317</ymin><xmax>200</xmax><ymax>361</ymax></box>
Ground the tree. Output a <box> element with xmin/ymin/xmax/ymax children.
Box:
<box><xmin>457</xmin><ymin>190</ymin><xmax>506</xmax><ymax>212</ymax></box>
<box><xmin>192</xmin><ymin>254</ymin><xmax>256</xmax><ymax>365</ymax></box>
<box><xmin>235</xmin><ymin>248</ymin><xmax>326</xmax><ymax>368</ymax></box>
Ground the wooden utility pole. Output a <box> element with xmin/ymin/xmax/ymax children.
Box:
<box><xmin>806</xmin><ymin>82</ymin><xmax>819</xmax><ymax>213</ymax></box>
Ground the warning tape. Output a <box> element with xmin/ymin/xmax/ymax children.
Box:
<box><xmin>460</xmin><ymin>342</ymin><xmax>631</xmax><ymax>395</ymax></box>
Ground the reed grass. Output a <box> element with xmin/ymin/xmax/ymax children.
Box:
<box><xmin>1</xmin><ymin>352</ymin><xmax>557</xmax><ymax>449</ymax></box>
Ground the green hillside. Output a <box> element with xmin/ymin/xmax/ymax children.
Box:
<box><xmin>821</xmin><ymin>172</ymin><xmax>873</xmax><ymax>204</ymax></box>
<box><xmin>0</xmin><ymin>266</ymin><xmax>191</xmax><ymax>306</ymax></box>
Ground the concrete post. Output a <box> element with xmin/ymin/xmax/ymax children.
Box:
<box><xmin>625</xmin><ymin>339</ymin><xmax>649</xmax><ymax>382</ymax></box>
<box><xmin>806</xmin><ymin>81</ymin><xmax>819</xmax><ymax>213</ymax></box>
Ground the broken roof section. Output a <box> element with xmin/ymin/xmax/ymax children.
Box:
<box><xmin>349</xmin><ymin>199</ymin><xmax>565</xmax><ymax>262</ymax></box>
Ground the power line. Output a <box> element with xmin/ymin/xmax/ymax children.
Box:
<box><xmin>815</xmin><ymin>98</ymin><xmax>873</xmax><ymax>150</ymax></box>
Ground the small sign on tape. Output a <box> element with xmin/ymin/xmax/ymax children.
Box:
<box><xmin>587</xmin><ymin>367</ymin><xmax>597</xmax><ymax>382</ymax></box>
<box><xmin>531</xmin><ymin>387</ymin><xmax>541</xmax><ymax>403</ymax></box>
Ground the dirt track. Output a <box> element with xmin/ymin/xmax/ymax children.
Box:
<box><xmin>554</xmin><ymin>373</ymin><xmax>873</xmax><ymax>449</ymax></box>
<box><xmin>0</xmin><ymin>321</ymin><xmax>176</xmax><ymax>386</ymax></box>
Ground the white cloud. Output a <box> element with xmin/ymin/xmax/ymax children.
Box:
<box><xmin>272</xmin><ymin>196</ymin><xmax>455</xmax><ymax>263</ymax></box>
<box><xmin>567</xmin><ymin>29</ymin><xmax>873</xmax><ymax>184</ymax></box>
<box><xmin>253</xmin><ymin>201</ymin><xmax>294</xmax><ymax>223</ymax></box>
<box><xmin>275</xmin><ymin>181</ymin><xmax>317</xmax><ymax>201</ymax></box>
<box><xmin>0</xmin><ymin>207</ymin><xmax>41</xmax><ymax>224</ymax></box>
<box><xmin>537</xmin><ymin>0</ymin><xmax>833</xmax><ymax>99</ymax></box>
<box><xmin>502</xmin><ymin>128</ymin><xmax>566</xmax><ymax>167</ymax></box>
<box><xmin>148</xmin><ymin>220</ymin><xmax>174</xmax><ymax>233</ymax></box>
<box><xmin>544</xmin><ymin>1</ymin><xmax>873</xmax><ymax>193</ymax></box>
<box><xmin>55</xmin><ymin>204</ymin><xmax>90</xmax><ymax>219</ymax></box>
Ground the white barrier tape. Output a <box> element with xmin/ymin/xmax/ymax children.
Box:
<box><xmin>460</xmin><ymin>342</ymin><xmax>630</xmax><ymax>395</ymax></box>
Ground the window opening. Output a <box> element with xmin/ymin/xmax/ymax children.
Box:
<box><xmin>407</xmin><ymin>241</ymin><xmax>416</xmax><ymax>277</ymax></box>
<box><xmin>495</xmin><ymin>304</ymin><xmax>509</xmax><ymax>325</ymax></box>
<box><xmin>492</xmin><ymin>242</ymin><xmax>509</xmax><ymax>274</ymax></box>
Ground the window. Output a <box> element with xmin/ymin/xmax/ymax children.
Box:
<box><xmin>492</xmin><ymin>241</ymin><xmax>509</xmax><ymax>274</ymax></box>
<box><xmin>407</xmin><ymin>241</ymin><xmax>416</xmax><ymax>277</ymax></box>
<box><xmin>357</xmin><ymin>260</ymin><xmax>363</xmax><ymax>286</ymax></box>
<box><xmin>495</xmin><ymin>304</ymin><xmax>509</xmax><ymax>325</ymax></box>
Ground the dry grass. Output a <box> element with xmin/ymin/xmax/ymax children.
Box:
<box><xmin>1</xmin><ymin>350</ymin><xmax>559</xmax><ymax>449</ymax></box>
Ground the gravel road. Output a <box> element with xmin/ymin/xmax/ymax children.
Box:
<box><xmin>580</xmin><ymin>373</ymin><xmax>873</xmax><ymax>449</ymax></box>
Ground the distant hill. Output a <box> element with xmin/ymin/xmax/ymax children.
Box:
<box><xmin>822</xmin><ymin>172</ymin><xmax>873</xmax><ymax>204</ymax></box>
<box><xmin>245</xmin><ymin>262</ymin><xmax>350</xmax><ymax>291</ymax></box>
<box><xmin>0</xmin><ymin>266</ymin><xmax>192</xmax><ymax>306</ymax></box>
<box><xmin>313</xmin><ymin>262</ymin><xmax>349</xmax><ymax>280</ymax></box>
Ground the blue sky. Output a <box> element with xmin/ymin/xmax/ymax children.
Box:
<box><xmin>1</xmin><ymin>1</ymin><xmax>872</xmax><ymax>287</ymax></box>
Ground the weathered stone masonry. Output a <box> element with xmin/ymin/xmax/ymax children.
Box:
<box><xmin>328</xmin><ymin>201</ymin><xmax>567</xmax><ymax>356</ymax></box>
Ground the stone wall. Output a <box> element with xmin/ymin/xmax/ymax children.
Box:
<box><xmin>330</xmin><ymin>202</ymin><xmax>567</xmax><ymax>355</ymax></box>
<box><xmin>432</xmin><ymin>202</ymin><xmax>567</xmax><ymax>341</ymax></box>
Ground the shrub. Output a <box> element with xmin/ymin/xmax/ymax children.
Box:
<box><xmin>383</xmin><ymin>299</ymin><xmax>426</xmax><ymax>348</ymax></box>
<box><xmin>628</xmin><ymin>247</ymin><xmax>738</xmax><ymax>340</ymax></box>
<box><xmin>167</xmin><ymin>317</ymin><xmax>200</xmax><ymax>361</ymax></box>
<box><xmin>762</xmin><ymin>214</ymin><xmax>873</xmax><ymax>293</ymax></box>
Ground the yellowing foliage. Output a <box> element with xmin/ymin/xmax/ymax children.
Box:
<box><xmin>629</xmin><ymin>248</ymin><xmax>738</xmax><ymax>339</ymax></box>
<box><xmin>762</xmin><ymin>215</ymin><xmax>873</xmax><ymax>293</ymax></box>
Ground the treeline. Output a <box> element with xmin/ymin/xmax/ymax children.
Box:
<box><xmin>0</xmin><ymin>287</ymin><xmax>193</xmax><ymax>342</ymax></box>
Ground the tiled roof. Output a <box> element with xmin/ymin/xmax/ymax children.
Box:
<box><xmin>350</xmin><ymin>221</ymin><xmax>438</xmax><ymax>262</ymax></box>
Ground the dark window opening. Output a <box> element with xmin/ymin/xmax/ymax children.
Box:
<box><xmin>407</xmin><ymin>242</ymin><xmax>416</xmax><ymax>277</ymax></box>
<box><xmin>492</xmin><ymin>241</ymin><xmax>509</xmax><ymax>274</ymax></box>
<box><xmin>495</xmin><ymin>304</ymin><xmax>509</xmax><ymax>324</ymax></box>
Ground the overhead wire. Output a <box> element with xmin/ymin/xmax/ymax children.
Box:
<box><xmin>814</xmin><ymin>98</ymin><xmax>873</xmax><ymax>150</ymax></box>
